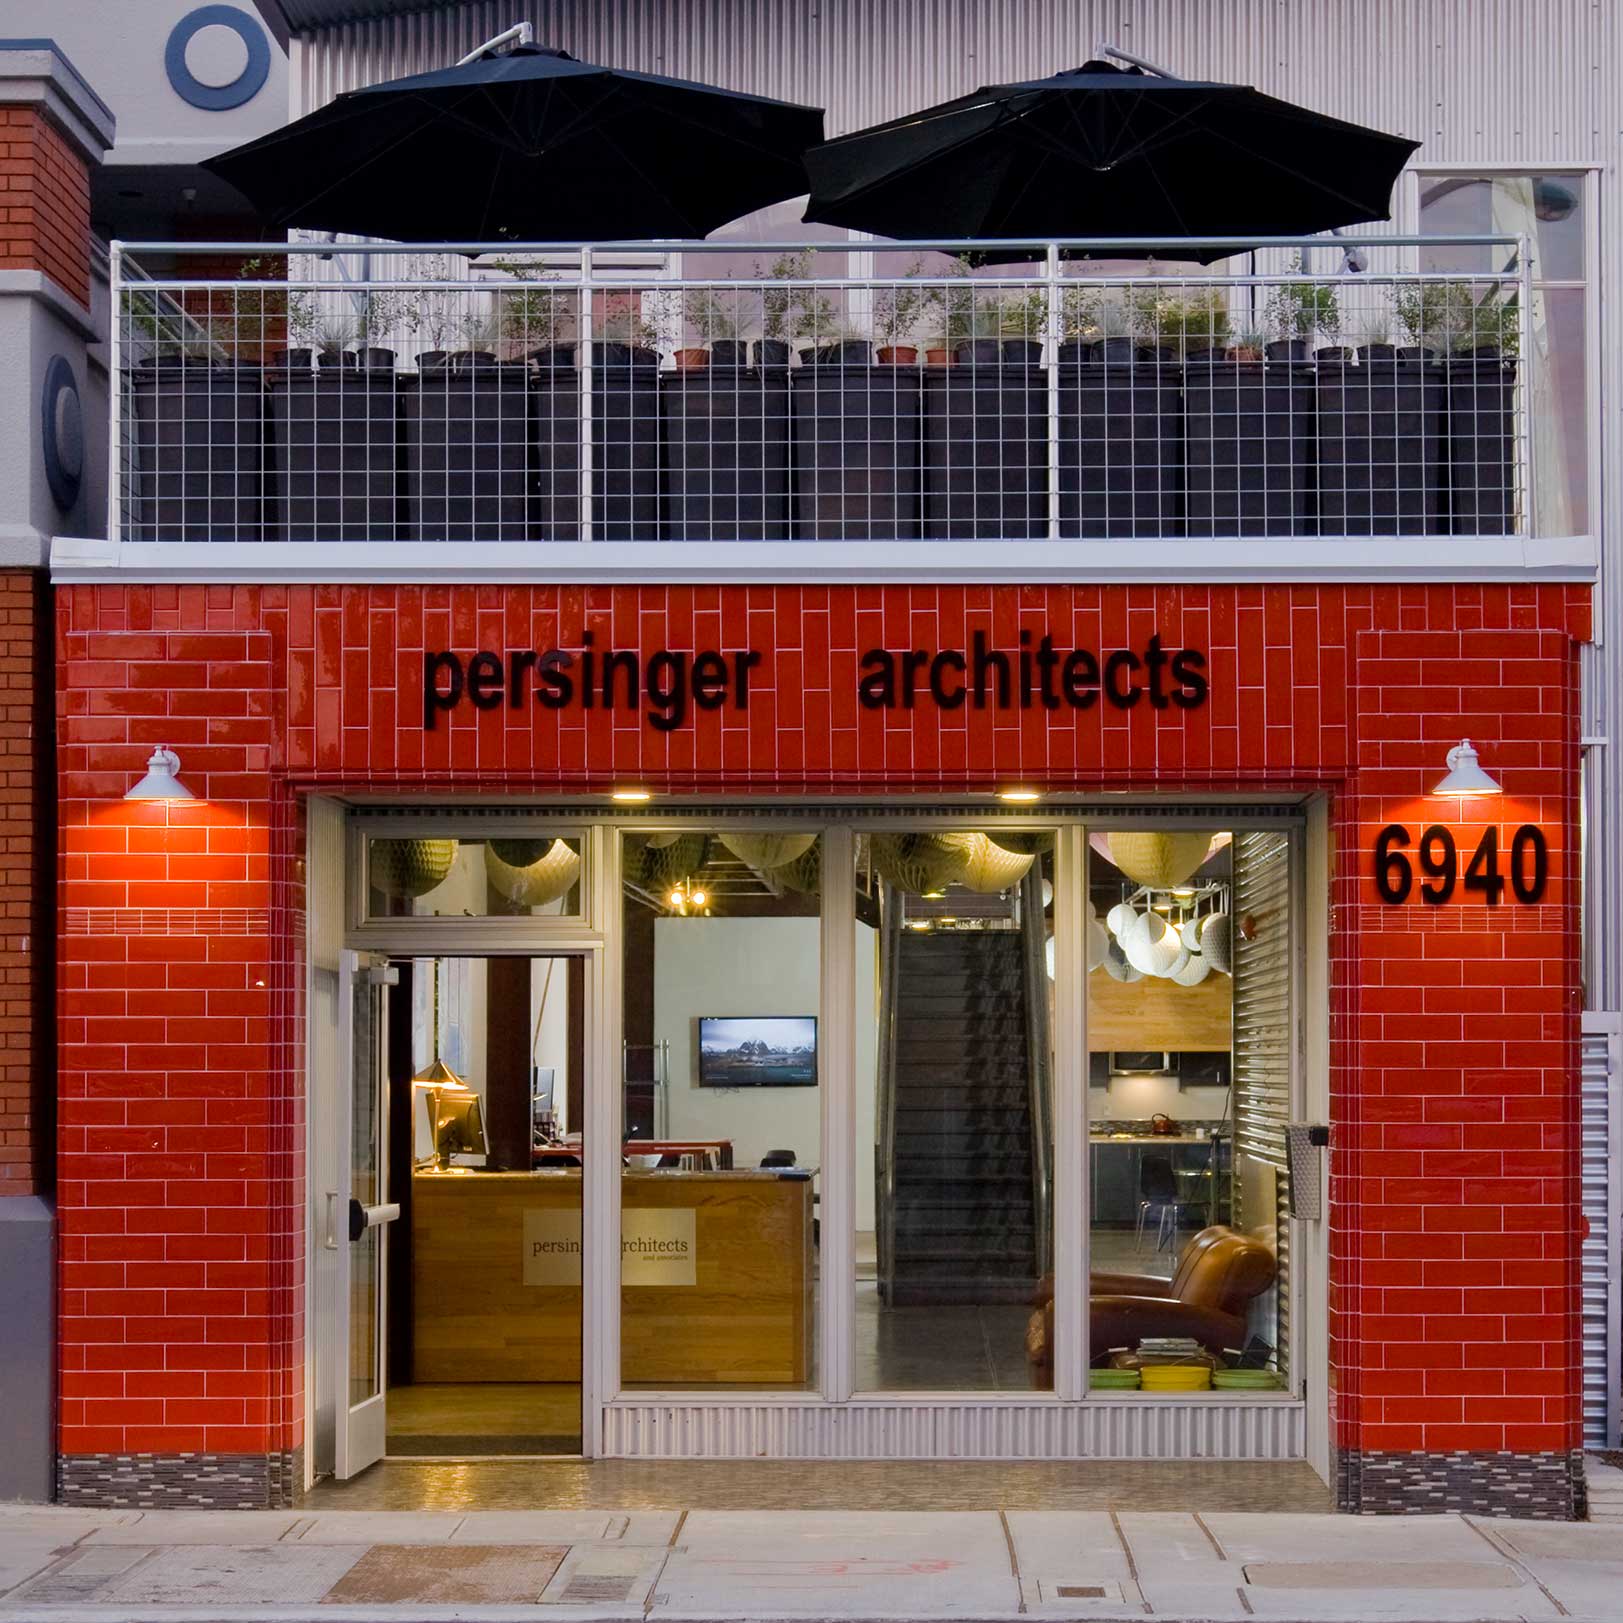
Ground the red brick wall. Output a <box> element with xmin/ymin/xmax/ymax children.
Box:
<box><xmin>0</xmin><ymin>106</ymin><xmax>91</xmax><ymax>307</ymax></box>
<box><xmin>54</xmin><ymin>582</ymin><xmax>1589</xmax><ymax>1470</ymax></box>
<box><xmin>0</xmin><ymin>573</ymin><xmax>52</xmax><ymax>1197</ymax></box>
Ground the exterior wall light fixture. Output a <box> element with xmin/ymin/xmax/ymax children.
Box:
<box><xmin>125</xmin><ymin>745</ymin><xmax>194</xmax><ymax>801</ymax></box>
<box><xmin>1432</xmin><ymin>738</ymin><xmax>1502</xmax><ymax>797</ymax></box>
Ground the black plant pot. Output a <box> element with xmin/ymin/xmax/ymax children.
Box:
<box><xmin>592</xmin><ymin>342</ymin><xmax>658</xmax><ymax>368</ymax></box>
<box><xmin>318</xmin><ymin>349</ymin><xmax>358</xmax><ymax>370</ymax></box>
<box><xmin>1317</xmin><ymin>354</ymin><xmax>1445</xmax><ymax>535</ymax></box>
<box><xmin>359</xmin><ymin>347</ymin><xmax>396</xmax><ymax>370</ymax></box>
<box><xmin>807</xmin><ymin>340</ymin><xmax>873</xmax><ymax>366</ymax></box>
<box><xmin>1095</xmin><ymin>337</ymin><xmax>1139</xmax><ymax>363</ymax></box>
<box><xmin>708</xmin><ymin>340</ymin><xmax>749</xmax><ymax>368</ymax></box>
<box><xmin>753</xmin><ymin>339</ymin><xmax>791</xmax><ymax>368</ymax></box>
<box><xmin>1357</xmin><ymin>343</ymin><xmax>1399</xmax><ymax>362</ymax></box>
<box><xmin>660</xmin><ymin>366</ymin><xmax>790</xmax><ymax>541</ymax></box>
<box><xmin>529</xmin><ymin>355</ymin><xmax>661</xmax><ymax>541</ymax></box>
<box><xmin>1265</xmin><ymin>339</ymin><xmax>1309</xmax><ymax>362</ymax></box>
<box><xmin>267</xmin><ymin>361</ymin><xmax>400</xmax><ymax>541</ymax></box>
<box><xmin>1057</xmin><ymin>350</ymin><xmax>1182</xmax><ymax>538</ymax></box>
<box><xmin>128</xmin><ymin>360</ymin><xmax>265</xmax><ymax>541</ymax></box>
<box><xmin>792</xmin><ymin>362</ymin><xmax>921</xmax><ymax>539</ymax></box>
<box><xmin>416</xmin><ymin>351</ymin><xmax>447</xmax><ymax>370</ymax></box>
<box><xmin>1183</xmin><ymin>357</ymin><xmax>1314</xmax><ymax>538</ymax></box>
<box><xmin>923</xmin><ymin>361</ymin><xmax>1045</xmax><ymax>540</ymax></box>
<box><xmin>954</xmin><ymin>338</ymin><xmax>1004</xmax><ymax>366</ymax></box>
<box><xmin>1445</xmin><ymin>350</ymin><xmax>1517</xmax><ymax>535</ymax></box>
<box><xmin>1000</xmin><ymin>339</ymin><xmax>1043</xmax><ymax>365</ymax></box>
<box><xmin>402</xmin><ymin>360</ymin><xmax>532</xmax><ymax>541</ymax></box>
<box><xmin>1315</xmin><ymin>346</ymin><xmax>1354</xmax><ymax>362</ymax></box>
<box><xmin>526</xmin><ymin>344</ymin><xmax>576</xmax><ymax>370</ymax></box>
<box><xmin>277</xmin><ymin>348</ymin><xmax>314</xmax><ymax>370</ymax></box>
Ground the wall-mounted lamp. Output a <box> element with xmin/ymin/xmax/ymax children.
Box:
<box><xmin>125</xmin><ymin>745</ymin><xmax>194</xmax><ymax>801</ymax></box>
<box><xmin>1432</xmin><ymin>738</ymin><xmax>1502</xmax><ymax>798</ymax></box>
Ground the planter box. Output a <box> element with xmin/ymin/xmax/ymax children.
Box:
<box><xmin>1316</xmin><ymin>356</ymin><xmax>1446</xmax><ymax>536</ymax></box>
<box><xmin>1445</xmin><ymin>354</ymin><xmax>1517</xmax><ymax>535</ymax></box>
<box><xmin>792</xmin><ymin>364</ymin><xmax>922</xmax><ymax>541</ymax></box>
<box><xmin>1057</xmin><ymin>354</ymin><xmax>1182</xmax><ymax>538</ymax></box>
<box><xmin>660</xmin><ymin>367</ymin><xmax>791</xmax><ymax>541</ymax></box>
<box><xmin>531</xmin><ymin>353</ymin><xmax>662</xmax><ymax>541</ymax></box>
<box><xmin>401</xmin><ymin>359</ymin><xmax>531</xmax><ymax>541</ymax></box>
<box><xmin>922</xmin><ymin>359</ymin><xmax>1045</xmax><ymax>540</ymax></box>
<box><xmin>266</xmin><ymin>362</ymin><xmax>399</xmax><ymax>541</ymax></box>
<box><xmin>1183</xmin><ymin>359</ymin><xmax>1314</xmax><ymax>537</ymax></box>
<box><xmin>127</xmin><ymin>361</ymin><xmax>265</xmax><ymax>541</ymax></box>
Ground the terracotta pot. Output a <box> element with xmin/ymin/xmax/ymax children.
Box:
<box><xmin>876</xmin><ymin>345</ymin><xmax>918</xmax><ymax>365</ymax></box>
<box><xmin>1224</xmin><ymin>345</ymin><xmax>1265</xmax><ymax>363</ymax></box>
<box><xmin>674</xmin><ymin>347</ymin><xmax>710</xmax><ymax>369</ymax></box>
<box><xmin>925</xmin><ymin>347</ymin><xmax>955</xmax><ymax>366</ymax></box>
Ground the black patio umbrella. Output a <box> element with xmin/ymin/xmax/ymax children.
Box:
<box><xmin>802</xmin><ymin>60</ymin><xmax>1418</xmax><ymax>260</ymax></box>
<box><xmin>204</xmin><ymin>45</ymin><xmax>824</xmax><ymax>241</ymax></box>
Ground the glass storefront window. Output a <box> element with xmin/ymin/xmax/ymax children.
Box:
<box><xmin>620</xmin><ymin>829</ymin><xmax>822</xmax><ymax>1392</ymax></box>
<box><xmin>365</xmin><ymin>834</ymin><xmax>584</xmax><ymax>919</ymax></box>
<box><xmin>856</xmin><ymin>829</ymin><xmax>1055</xmax><ymax>1393</ymax></box>
<box><xmin>1081</xmin><ymin>828</ymin><xmax>1291</xmax><ymax>1397</ymax></box>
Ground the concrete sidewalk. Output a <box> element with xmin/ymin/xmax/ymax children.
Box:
<box><xmin>3</xmin><ymin>1475</ymin><xmax>1623</xmax><ymax>1623</ymax></box>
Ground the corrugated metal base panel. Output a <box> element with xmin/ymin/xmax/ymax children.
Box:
<box><xmin>602</xmin><ymin>1401</ymin><xmax>1306</xmax><ymax>1459</ymax></box>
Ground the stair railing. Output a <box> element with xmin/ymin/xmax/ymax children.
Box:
<box><xmin>1018</xmin><ymin>865</ymin><xmax>1055</xmax><ymax>1279</ymax></box>
<box><xmin>875</xmin><ymin>880</ymin><xmax>903</xmax><ymax>1303</ymax></box>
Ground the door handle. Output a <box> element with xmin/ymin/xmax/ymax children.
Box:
<box><xmin>324</xmin><ymin>1192</ymin><xmax>339</xmax><ymax>1250</ymax></box>
<box><xmin>348</xmin><ymin>1198</ymin><xmax>402</xmax><ymax>1242</ymax></box>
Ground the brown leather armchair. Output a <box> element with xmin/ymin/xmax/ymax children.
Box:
<box><xmin>1026</xmin><ymin>1226</ymin><xmax>1277</xmax><ymax>1389</ymax></box>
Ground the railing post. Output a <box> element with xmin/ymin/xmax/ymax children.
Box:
<box><xmin>108</xmin><ymin>240</ymin><xmax>123</xmax><ymax>545</ymax></box>
<box><xmin>579</xmin><ymin>247</ymin><xmax>594</xmax><ymax>544</ymax></box>
<box><xmin>1045</xmin><ymin>243</ymin><xmax>1062</xmax><ymax>541</ymax></box>
<box><xmin>1518</xmin><ymin>231</ymin><xmax>1536</xmax><ymax>540</ymax></box>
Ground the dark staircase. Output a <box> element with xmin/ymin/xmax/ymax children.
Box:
<box><xmin>880</xmin><ymin>923</ymin><xmax>1048</xmax><ymax>1306</ymax></box>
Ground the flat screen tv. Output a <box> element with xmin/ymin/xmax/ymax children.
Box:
<box><xmin>698</xmin><ymin>1015</ymin><xmax>817</xmax><ymax>1087</ymax></box>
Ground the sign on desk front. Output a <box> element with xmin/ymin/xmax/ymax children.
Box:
<box><xmin>523</xmin><ymin>1207</ymin><xmax>697</xmax><ymax>1287</ymax></box>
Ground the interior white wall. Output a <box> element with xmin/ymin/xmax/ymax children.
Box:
<box><xmin>655</xmin><ymin>916</ymin><xmax>877</xmax><ymax>1227</ymax></box>
<box><xmin>1089</xmin><ymin>1075</ymin><xmax>1230</xmax><ymax>1123</ymax></box>
<box><xmin>532</xmin><ymin>956</ymin><xmax>571</xmax><ymax>1133</ymax></box>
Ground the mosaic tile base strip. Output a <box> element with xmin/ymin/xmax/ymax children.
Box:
<box><xmin>58</xmin><ymin>1449</ymin><xmax>301</xmax><ymax>1510</ymax></box>
<box><xmin>1337</xmin><ymin>1447</ymin><xmax>1585</xmax><ymax>1520</ymax></box>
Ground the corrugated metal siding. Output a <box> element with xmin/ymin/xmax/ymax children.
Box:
<box><xmin>1581</xmin><ymin>1014</ymin><xmax>1621</xmax><ymax>1449</ymax></box>
<box><xmin>1232</xmin><ymin>829</ymin><xmax>1294</xmax><ymax>1381</ymax></box>
<box><xmin>290</xmin><ymin>2</ymin><xmax>1620</xmax><ymax>1009</ymax></box>
<box><xmin>600</xmin><ymin>1396</ymin><xmax>1306</xmax><ymax>1458</ymax></box>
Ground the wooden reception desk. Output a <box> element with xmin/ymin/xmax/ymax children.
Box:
<box><xmin>411</xmin><ymin>1168</ymin><xmax>813</xmax><ymax>1385</ymax></box>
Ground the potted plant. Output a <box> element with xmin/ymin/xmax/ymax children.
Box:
<box><xmin>1135</xmin><ymin>287</ymin><xmax>1229</xmax><ymax>360</ymax></box>
<box><xmin>920</xmin><ymin>258</ymin><xmax>980</xmax><ymax>364</ymax></box>
<box><xmin>1263</xmin><ymin>256</ymin><xmax>1339</xmax><ymax>360</ymax></box>
<box><xmin>997</xmin><ymin>289</ymin><xmax>1048</xmax><ymax>364</ymax></box>
<box><xmin>490</xmin><ymin>261</ymin><xmax>578</xmax><ymax>368</ymax></box>
<box><xmin>757</xmin><ymin>249</ymin><xmax>823</xmax><ymax>367</ymax></box>
<box><xmin>871</xmin><ymin>261</ymin><xmax>929</xmax><ymax>365</ymax></box>
<box><xmin>315</xmin><ymin>315</ymin><xmax>358</xmax><ymax>369</ymax></box>
<box><xmin>684</xmin><ymin>285</ymin><xmax>750</xmax><ymax>367</ymax></box>
<box><xmin>1440</xmin><ymin>285</ymin><xmax>1520</xmax><ymax>536</ymax></box>
<box><xmin>1055</xmin><ymin>283</ymin><xmax>1102</xmax><ymax>362</ymax></box>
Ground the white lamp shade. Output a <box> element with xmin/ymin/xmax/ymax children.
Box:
<box><xmin>1106</xmin><ymin>901</ymin><xmax>1136</xmax><ymax>937</ymax></box>
<box><xmin>1433</xmin><ymin>738</ymin><xmax>1502</xmax><ymax>796</ymax></box>
<box><xmin>1171</xmin><ymin>951</ymin><xmax>1213</xmax><ymax>986</ymax></box>
<box><xmin>125</xmin><ymin>745</ymin><xmax>194</xmax><ymax>801</ymax></box>
<box><xmin>1179</xmin><ymin>916</ymin><xmax>1206</xmax><ymax>954</ymax></box>
<box><xmin>958</xmin><ymin>832</ymin><xmax>1036</xmax><ymax>894</ymax></box>
<box><xmin>1163</xmin><ymin>945</ymin><xmax>1192</xmax><ymax>980</ymax></box>
<box><xmin>1199</xmin><ymin>911</ymin><xmax>1232</xmax><ymax>974</ymax></box>
<box><xmin>371</xmin><ymin>838</ymin><xmax>458</xmax><ymax>899</ymax></box>
<box><xmin>1102</xmin><ymin>940</ymin><xmax>1142</xmax><ymax>982</ymax></box>
<box><xmin>484</xmin><ymin>838</ymin><xmax>581</xmax><ymax>907</ymax></box>
<box><xmin>1086</xmin><ymin>913</ymin><xmax>1110</xmax><ymax>971</ymax></box>
<box><xmin>717</xmin><ymin>832</ymin><xmax>819</xmax><ymax>870</ymax></box>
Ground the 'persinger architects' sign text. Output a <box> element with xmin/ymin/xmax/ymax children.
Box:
<box><xmin>522</xmin><ymin>1208</ymin><xmax>696</xmax><ymax>1287</ymax></box>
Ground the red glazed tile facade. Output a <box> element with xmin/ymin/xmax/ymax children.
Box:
<box><xmin>54</xmin><ymin>581</ymin><xmax>1589</xmax><ymax>1502</ymax></box>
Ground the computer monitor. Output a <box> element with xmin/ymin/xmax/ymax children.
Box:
<box><xmin>434</xmin><ymin>1092</ymin><xmax>487</xmax><ymax>1165</ymax></box>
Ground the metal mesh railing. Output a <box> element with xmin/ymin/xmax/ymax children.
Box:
<box><xmin>112</xmin><ymin>238</ymin><xmax>1532</xmax><ymax>546</ymax></box>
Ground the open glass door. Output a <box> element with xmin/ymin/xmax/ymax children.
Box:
<box><xmin>335</xmin><ymin>950</ymin><xmax>399</xmax><ymax>1478</ymax></box>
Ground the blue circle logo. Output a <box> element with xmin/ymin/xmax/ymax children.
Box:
<box><xmin>41</xmin><ymin>355</ymin><xmax>83</xmax><ymax>514</ymax></box>
<box><xmin>165</xmin><ymin>5</ymin><xmax>270</xmax><ymax>112</ymax></box>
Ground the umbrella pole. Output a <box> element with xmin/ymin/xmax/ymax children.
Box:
<box><xmin>457</xmin><ymin>20</ymin><xmax>534</xmax><ymax>65</ymax></box>
<box><xmin>1094</xmin><ymin>41</ymin><xmax>1179</xmax><ymax>78</ymax></box>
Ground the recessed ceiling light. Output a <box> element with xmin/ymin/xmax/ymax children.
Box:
<box><xmin>611</xmin><ymin>788</ymin><xmax>652</xmax><ymax>802</ymax></box>
<box><xmin>998</xmin><ymin>788</ymin><xmax>1041</xmax><ymax>803</ymax></box>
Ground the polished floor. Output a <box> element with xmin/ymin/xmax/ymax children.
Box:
<box><xmin>305</xmin><ymin>1456</ymin><xmax>1333</xmax><ymax>1512</ymax></box>
<box><xmin>387</xmin><ymin>1383</ymin><xmax>581</xmax><ymax>1456</ymax></box>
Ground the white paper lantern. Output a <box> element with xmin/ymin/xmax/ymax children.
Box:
<box><xmin>1199</xmin><ymin>910</ymin><xmax>1233</xmax><ymax>974</ymax></box>
<box><xmin>1106</xmin><ymin>901</ymin><xmax>1136</xmax><ymax>937</ymax></box>
<box><xmin>1179</xmin><ymin>916</ymin><xmax>1206</xmax><ymax>955</ymax></box>
<box><xmin>1124</xmin><ymin>910</ymin><xmax>1182</xmax><ymax>977</ymax></box>
<box><xmin>717</xmin><ymin>832</ymin><xmax>818</xmax><ymax>870</ymax></box>
<box><xmin>1102</xmin><ymin>940</ymin><xmax>1143</xmax><ymax>982</ymax></box>
<box><xmin>370</xmin><ymin>838</ymin><xmax>457</xmax><ymax>899</ymax></box>
<box><xmin>768</xmin><ymin>842</ymin><xmax>821</xmax><ymax>894</ymax></box>
<box><xmin>869</xmin><ymin>832</ymin><xmax>974</xmax><ymax>894</ymax></box>
<box><xmin>959</xmin><ymin>833</ymin><xmax>1036</xmax><ymax>894</ymax></box>
<box><xmin>1086</xmin><ymin>913</ymin><xmax>1110</xmax><ymax>971</ymax></box>
<box><xmin>1172</xmin><ymin>951</ymin><xmax>1213</xmax><ymax>986</ymax></box>
<box><xmin>484</xmin><ymin>839</ymin><xmax>581</xmax><ymax>907</ymax></box>
<box><xmin>985</xmin><ymin>830</ymin><xmax>1054</xmax><ymax>856</ymax></box>
<box><xmin>1107</xmin><ymin>831</ymin><xmax>1215</xmax><ymax>889</ymax></box>
<box><xmin>1045</xmin><ymin>934</ymin><xmax>1056</xmax><ymax>979</ymax></box>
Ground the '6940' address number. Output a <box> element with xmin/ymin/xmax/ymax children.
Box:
<box><xmin>1374</xmin><ymin>824</ymin><xmax>1548</xmax><ymax>906</ymax></box>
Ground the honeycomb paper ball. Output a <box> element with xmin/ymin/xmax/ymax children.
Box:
<box><xmin>985</xmin><ymin>830</ymin><xmax>1054</xmax><ymax>856</ymax></box>
<box><xmin>869</xmin><ymin>832</ymin><xmax>974</xmax><ymax>894</ymax></box>
<box><xmin>1107</xmin><ymin>831</ymin><xmax>1215</xmax><ymax>889</ymax></box>
<box><xmin>959</xmin><ymin>833</ymin><xmax>1036</xmax><ymax>894</ymax></box>
<box><xmin>717</xmin><ymin>832</ymin><xmax>819</xmax><ymax>870</ymax></box>
<box><xmin>1102</xmin><ymin>939</ymin><xmax>1143</xmax><ymax>982</ymax></box>
<box><xmin>489</xmin><ymin>838</ymin><xmax>553</xmax><ymax>867</ymax></box>
<box><xmin>767</xmin><ymin>842</ymin><xmax>822</xmax><ymax>894</ymax></box>
<box><xmin>1106</xmin><ymin>901</ymin><xmax>1137</xmax><ymax>937</ymax></box>
<box><xmin>484</xmin><ymin>839</ymin><xmax>581</xmax><ymax>907</ymax></box>
<box><xmin>1179</xmin><ymin>916</ymin><xmax>1207</xmax><ymax>954</ymax></box>
<box><xmin>370</xmin><ymin>838</ymin><xmax>458</xmax><ymax>899</ymax></box>
<box><xmin>1199</xmin><ymin>910</ymin><xmax>1233</xmax><ymax>974</ymax></box>
<box><xmin>1123</xmin><ymin>910</ymin><xmax>1182</xmax><ymax>976</ymax></box>
<box><xmin>638</xmin><ymin>833</ymin><xmax>711</xmax><ymax>893</ymax></box>
<box><xmin>1086</xmin><ymin>913</ymin><xmax>1111</xmax><ymax>971</ymax></box>
<box><xmin>1172</xmin><ymin>951</ymin><xmax>1213</xmax><ymax>986</ymax></box>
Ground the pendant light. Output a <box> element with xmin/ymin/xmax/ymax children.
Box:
<box><xmin>1432</xmin><ymin>739</ymin><xmax>1502</xmax><ymax>797</ymax></box>
<box><xmin>125</xmin><ymin>745</ymin><xmax>193</xmax><ymax>801</ymax></box>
